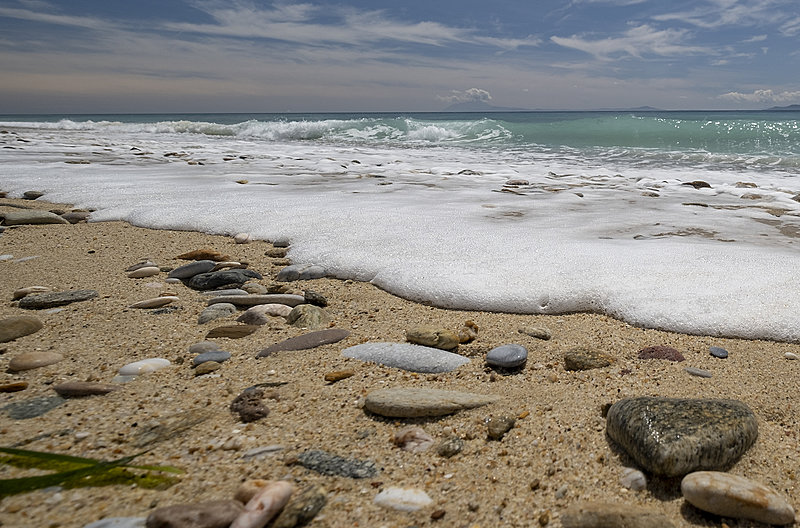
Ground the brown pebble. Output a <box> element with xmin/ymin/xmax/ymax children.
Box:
<box><xmin>230</xmin><ymin>388</ymin><xmax>270</xmax><ymax>423</ymax></box>
<box><xmin>0</xmin><ymin>381</ymin><xmax>28</xmax><ymax>393</ymax></box>
<box><xmin>637</xmin><ymin>345</ymin><xmax>685</xmax><ymax>362</ymax></box>
<box><xmin>195</xmin><ymin>361</ymin><xmax>221</xmax><ymax>376</ymax></box>
<box><xmin>206</xmin><ymin>324</ymin><xmax>260</xmax><ymax>339</ymax></box>
<box><xmin>8</xmin><ymin>351</ymin><xmax>63</xmax><ymax>372</ymax></box>
<box><xmin>176</xmin><ymin>248</ymin><xmax>232</xmax><ymax>262</ymax></box>
<box><xmin>324</xmin><ymin>370</ymin><xmax>355</xmax><ymax>383</ymax></box>
<box><xmin>538</xmin><ymin>510</ymin><xmax>550</xmax><ymax>526</ymax></box>
<box><xmin>431</xmin><ymin>509</ymin><xmax>446</xmax><ymax>520</ymax></box>
<box><xmin>53</xmin><ymin>381</ymin><xmax>119</xmax><ymax>398</ymax></box>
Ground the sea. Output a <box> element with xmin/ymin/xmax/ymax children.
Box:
<box><xmin>1</xmin><ymin>111</ymin><xmax>799</xmax><ymax>341</ymax></box>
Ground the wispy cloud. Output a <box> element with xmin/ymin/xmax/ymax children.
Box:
<box><xmin>719</xmin><ymin>88</ymin><xmax>800</xmax><ymax>103</ymax></box>
<box><xmin>551</xmin><ymin>24</ymin><xmax>710</xmax><ymax>60</ymax></box>
<box><xmin>652</xmin><ymin>0</ymin><xmax>787</xmax><ymax>29</ymax></box>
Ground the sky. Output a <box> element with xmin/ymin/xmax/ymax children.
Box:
<box><xmin>1</xmin><ymin>0</ymin><xmax>799</xmax><ymax>113</ymax></box>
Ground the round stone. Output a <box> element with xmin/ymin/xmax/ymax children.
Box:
<box><xmin>709</xmin><ymin>346</ymin><xmax>729</xmax><ymax>359</ymax></box>
<box><xmin>486</xmin><ymin>344</ymin><xmax>528</xmax><ymax>369</ymax></box>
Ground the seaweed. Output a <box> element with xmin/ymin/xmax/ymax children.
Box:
<box><xmin>0</xmin><ymin>447</ymin><xmax>182</xmax><ymax>497</ymax></box>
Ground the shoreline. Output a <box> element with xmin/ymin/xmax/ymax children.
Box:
<box><xmin>1</xmin><ymin>197</ymin><xmax>799</xmax><ymax>527</ymax></box>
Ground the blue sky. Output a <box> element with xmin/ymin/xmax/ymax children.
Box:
<box><xmin>1</xmin><ymin>0</ymin><xmax>799</xmax><ymax>113</ymax></box>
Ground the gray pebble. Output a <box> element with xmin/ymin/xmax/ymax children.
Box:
<box><xmin>709</xmin><ymin>346</ymin><xmax>728</xmax><ymax>359</ymax></box>
<box><xmin>343</xmin><ymin>342</ymin><xmax>469</xmax><ymax>373</ymax></box>
<box><xmin>197</xmin><ymin>303</ymin><xmax>237</xmax><ymax>324</ymax></box>
<box><xmin>193</xmin><ymin>350</ymin><xmax>231</xmax><ymax>366</ymax></box>
<box><xmin>166</xmin><ymin>260</ymin><xmax>217</xmax><ymax>279</ymax></box>
<box><xmin>188</xmin><ymin>340</ymin><xmax>221</xmax><ymax>354</ymax></box>
<box><xmin>685</xmin><ymin>367</ymin><xmax>713</xmax><ymax>378</ymax></box>
<box><xmin>297</xmin><ymin>449</ymin><xmax>377</xmax><ymax>478</ymax></box>
<box><xmin>486</xmin><ymin>344</ymin><xmax>528</xmax><ymax>369</ymax></box>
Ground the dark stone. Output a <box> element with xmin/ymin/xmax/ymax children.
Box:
<box><xmin>297</xmin><ymin>449</ymin><xmax>377</xmax><ymax>478</ymax></box>
<box><xmin>3</xmin><ymin>395</ymin><xmax>65</xmax><ymax>419</ymax></box>
<box><xmin>271</xmin><ymin>485</ymin><xmax>327</xmax><ymax>528</ymax></box>
<box><xmin>145</xmin><ymin>500</ymin><xmax>244</xmax><ymax>528</ymax></box>
<box><xmin>167</xmin><ymin>260</ymin><xmax>217</xmax><ymax>279</ymax></box>
<box><xmin>230</xmin><ymin>388</ymin><xmax>270</xmax><ymax>423</ymax></box>
<box><xmin>18</xmin><ymin>289</ymin><xmax>98</xmax><ymax>309</ymax></box>
<box><xmin>257</xmin><ymin>329</ymin><xmax>350</xmax><ymax>357</ymax></box>
<box><xmin>606</xmin><ymin>397</ymin><xmax>758</xmax><ymax>477</ymax></box>
<box><xmin>22</xmin><ymin>190</ymin><xmax>44</xmax><ymax>200</ymax></box>
<box><xmin>682</xmin><ymin>180</ymin><xmax>711</xmax><ymax>189</ymax></box>
<box><xmin>304</xmin><ymin>290</ymin><xmax>328</xmax><ymax>307</ymax></box>
<box><xmin>436</xmin><ymin>436</ymin><xmax>464</xmax><ymax>458</ymax></box>
<box><xmin>192</xmin><ymin>350</ymin><xmax>231</xmax><ymax>366</ymax></box>
<box><xmin>60</xmin><ymin>211</ymin><xmax>91</xmax><ymax>224</ymax></box>
<box><xmin>564</xmin><ymin>347</ymin><xmax>614</xmax><ymax>371</ymax></box>
<box><xmin>637</xmin><ymin>345</ymin><xmax>685</xmax><ymax>362</ymax></box>
<box><xmin>186</xmin><ymin>269</ymin><xmax>262</xmax><ymax>290</ymax></box>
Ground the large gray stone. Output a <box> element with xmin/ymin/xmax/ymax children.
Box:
<box><xmin>365</xmin><ymin>388</ymin><xmax>498</xmax><ymax>418</ymax></box>
<box><xmin>207</xmin><ymin>294</ymin><xmax>305</xmax><ymax>307</ymax></box>
<box><xmin>18</xmin><ymin>289</ymin><xmax>98</xmax><ymax>309</ymax></box>
<box><xmin>606</xmin><ymin>397</ymin><xmax>758</xmax><ymax>477</ymax></box>
<box><xmin>342</xmin><ymin>342</ymin><xmax>469</xmax><ymax>373</ymax></box>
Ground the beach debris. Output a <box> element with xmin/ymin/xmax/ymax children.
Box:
<box><xmin>374</xmin><ymin>487</ymin><xmax>433</xmax><ymax>512</ymax></box>
<box><xmin>785</xmin><ymin>352</ymin><xmax>798</xmax><ymax>360</ymax></box>
<box><xmin>681</xmin><ymin>471</ymin><xmax>795</xmax><ymax>525</ymax></box>
<box><xmin>7</xmin><ymin>351</ymin><xmax>63</xmax><ymax>372</ymax></box>
<box><xmin>364</xmin><ymin>388</ymin><xmax>498</xmax><ymax>418</ymax></box>
<box><xmin>606</xmin><ymin>397</ymin><xmax>758</xmax><ymax>477</ymax></box>
<box><xmin>0</xmin><ymin>382</ymin><xmax>28</xmax><ymax>393</ymax></box>
<box><xmin>0</xmin><ymin>315</ymin><xmax>44</xmax><ymax>343</ymax></box>
<box><xmin>342</xmin><ymin>342</ymin><xmax>469</xmax><ymax>373</ymax></box>
<box><xmin>405</xmin><ymin>325</ymin><xmax>459</xmax><ymax>351</ymax></box>
<box><xmin>637</xmin><ymin>345</ymin><xmax>684</xmax><ymax>362</ymax></box>
<box><xmin>486</xmin><ymin>344</ymin><xmax>528</xmax><ymax>369</ymax></box>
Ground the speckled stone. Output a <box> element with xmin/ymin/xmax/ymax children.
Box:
<box><xmin>286</xmin><ymin>304</ymin><xmax>330</xmax><ymax>329</ymax></box>
<box><xmin>342</xmin><ymin>342</ymin><xmax>468</xmax><ymax>373</ymax></box>
<box><xmin>18</xmin><ymin>289</ymin><xmax>98</xmax><ymax>309</ymax></box>
<box><xmin>561</xmin><ymin>502</ymin><xmax>676</xmax><ymax>528</ymax></box>
<box><xmin>606</xmin><ymin>397</ymin><xmax>758</xmax><ymax>477</ymax></box>
<box><xmin>297</xmin><ymin>449</ymin><xmax>377</xmax><ymax>478</ymax></box>
<box><xmin>197</xmin><ymin>303</ymin><xmax>237</xmax><ymax>324</ymax></box>
<box><xmin>564</xmin><ymin>347</ymin><xmax>614</xmax><ymax>371</ymax></box>
<box><xmin>364</xmin><ymin>388</ymin><xmax>498</xmax><ymax>418</ymax></box>
<box><xmin>258</xmin><ymin>329</ymin><xmax>350</xmax><ymax>357</ymax></box>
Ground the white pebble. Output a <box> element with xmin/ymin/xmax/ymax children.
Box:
<box><xmin>785</xmin><ymin>352</ymin><xmax>798</xmax><ymax>360</ymax></box>
<box><xmin>127</xmin><ymin>266</ymin><xmax>160</xmax><ymax>278</ymax></box>
<box><xmin>128</xmin><ymin>296</ymin><xmax>178</xmax><ymax>309</ymax></box>
<box><xmin>118</xmin><ymin>358</ymin><xmax>171</xmax><ymax>376</ymax></box>
<box><xmin>620</xmin><ymin>467</ymin><xmax>647</xmax><ymax>491</ymax></box>
<box><xmin>234</xmin><ymin>232</ymin><xmax>253</xmax><ymax>244</ymax></box>
<box><xmin>374</xmin><ymin>487</ymin><xmax>433</xmax><ymax>512</ymax></box>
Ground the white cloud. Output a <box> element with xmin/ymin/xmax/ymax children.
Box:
<box><xmin>718</xmin><ymin>89</ymin><xmax>800</xmax><ymax>103</ymax></box>
<box><xmin>551</xmin><ymin>24</ymin><xmax>709</xmax><ymax>60</ymax></box>
<box><xmin>436</xmin><ymin>88</ymin><xmax>492</xmax><ymax>104</ymax></box>
<box><xmin>652</xmin><ymin>0</ymin><xmax>786</xmax><ymax>29</ymax></box>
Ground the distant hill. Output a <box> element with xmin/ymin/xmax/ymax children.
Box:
<box><xmin>442</xmin><ymin>101</ymin><xmax>531</xmax><ymax>112</ymax></box>
<box><xmin>765</xmin><ymin>104</ymin><xmax>800</xmax><ymax>111</ymax></box>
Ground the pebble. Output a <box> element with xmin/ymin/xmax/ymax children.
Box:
<box><xmin>205</xmin><ymin>324</ymin><xmax>259</xmax><ymax>339</ymax></box>
<box><xmin>393</xmin><ymin>426</ymin><xmax>434</xmax><ymax>453</ymax></box>
<box><xmin>637</xmin><ymin>345</ymin><xmax>685</xmax><ymax>362</ymax></box>
<box><xmin>486</xmin><ymin>344</ymin><xmax>528</xmax><ymax>369</ymax></box>
<box><xmin>7</xmin><ymin>350</ymin><xmax>63</xmax><ymax>372</ymax></box>
<box><xmin>561</xmin><ymin>502</ymin><xmax>676</xmax><ymax>528</ymax></box>
<box><xmin>192</xmin><ymin>350</ymin><xmax>231</xmax><ymax>366</ymax></box>
<box><xmin>230</xmin><ymin>388</ymin><xmax>270</xmax><ymax>423</ymax></box>
<box><xmin>12</xmin><ymin>286</ymin><xmax>51</xmax><ymax>300</ymax></box>
<box><xmin>487</xmin><ymin>415</ymin><xmax>516</xmax><ymax>440</ymax></box>
<box><xmin>234</xmin><ymin>479</ymin><xmax>272</xmax><ymax>504</ymax></box>
<box><xmin>242</xmin><ymin>303</ymin><xmax>293</xmax><ymax>320</ymax></box>
<box><xmin>785</xmin><ymin>352</ymin><xmax>798</xmax><ymax>360</ymax></box>
<box><xmin>286</xmin><ymin>304</ymin><xmax>330</xmax><ymax>329</ymax></box>
<box><xmin>685</xmin><ymin>366</ymin><xmax>712</xmax><ymax>378</ymax></box>
<box><xmin>0</xmin><ymin>315</ymin><xmax>44</xmax><ymax>342</ymax></box>
<box><xmin>458</xmin><ymin>320</ymin><xmax>478</xmax><ymax>343</ymax></box>
<box><xmin>258</xmin><ymin>329</ymin><xmax>350</xmax><ymax>357</ymax></box>
<box><xmin>126</xmin><ymin>266</ymin><xmax>160</xmax><ymax>278</ymax></box>
<box><xmin>22</xmin><ymin>190</ymin><xmax>44</xmax><ymax>200</ymax></box>
<box><xmin>518</xmin><ymin>325</ymin><xmax>552</xmax><ymax>340</ymax></box>
<box><xmin>202</xmin><ymin>288</ymin><xmax>249</xmax><ymax>297</ymax></box>
<box><xmin>53</xmin><ymin>381</ymin><xmax>119</xmax><ymax>398</ymax></box>
<box><xmin>176</xmin><ymin>248</ymin><xmax>232</xmax><ymax>262</ymax></box>
<box><xmin>265</xmin><ymin>247</ymin><xmax>287</xmax><ymax>258</ymax></box>
<box><xmin>709</xmin><ymin>346</ymin><xmax>729</xmax><ymax>359</ymax></box>
<box><xmin>194</xmin><ymin>361</ymin><xmax>221</xmax><ymax>376</ymax></box>
<box><xmin>436</xmin><ymin>436</ymin><xmax>464</xmax><ymax>458</ymax></box>
<box><xmin>297</xmin><ymin>449</ymin><xmax>377</xmax><ymax>478</ymax></box>
<box><xmin>118</xmin><ymin>358</ymin><xmax>171</xmax><ymax>376</ymax></box>
<box><xmin>207</xmin><ymin>294</ymin><xmax>305</xmax><ymax>307</ymax></box>
<box><xmin>125</xmin><ymin>261</ymin><xmax>157</xmax><ymax>272</ymax></box>
<box><xmin>146</xmin><ymin>500</ymin><xmax>244</xmax><ymax>528</ymax></box>
<box><xmin>198</xmin><ymin>303</ymin><xmax>237</xmax><ymax>324</ymax></box>
<box><xmin>211</xmin><ymin>261</ymin><xmax>247</xmax><ymax>272</ymax></box>
<box><xmin>233</xmin><ymin>232</ymin><xmax>253</xmax><ymax>244</ymax></box>
<box><xmin>681</xmin><ymin>471</ymin><xmax>795</xmax><ymax>525</ymax></box>
<box><xmin>231</xmin><ymin>481</ymin><xmax>293</xmax><ymax>528</ymax></box>
<box><xmin>128</xmin><ymin>296</ymin><xmax>178</xmax><ymax>309</ymax></box>
<box><xmin>2</xmin><ymin>395</ymin><xmax>65</xmax><ymax>419</ymax></box>
<box><xmin>364</xmin><ymin>387</ymin><xmax>498</xmax><ymax>418</ymax></box>
<box><xmin>61</xmin><ymin>211</ymin><xmax>91</xmax><ymax>224</ymax></box>
<box><xmin>275</xmin><ymin>263</ymin><xmax>326</xmax><ymax>281</ymax></box>
<box><xmin>324</xmin><ymin>370</ymin><xmax>355</xmax><ymax>383</ymax></box>
<box><xmin>0</xmin><ymin>381</ymin><xmax>28</xmax><ymax>393</ymax></box>
<box><xmin>563</xmin><ymin>347</ymin><xmax>614</xmax><ymax>371</ymax></box>
<box><xmin>271</xmin><ymin>485</ymin><xmax>327</xmax><ymax>528</ymax></box>
<box><xmin>166</xmin><ymin>260</ymin><xmax>217</xmax><ymax>279</ymax></box>
<box><xmin>405</xmin><ymin>325</ymin><xmax>460</xmax><ymax>351</ymax></box>
<box><xmin>2</xmin><ymin>210</ymin><xmax>69</xmax><ymax>225</ymax></box>
<box><xmin>187</xmin><ymin>269</ymin><xmax>262</xmax><ymax>290</ymax></box>
<box><xmin>606</xmin><ymin>397</ymin><xmax>758</xmax><ymax>477</ymax></box>
<box><xmin>374</xmin><ymin>487</ymin><xmax>433</xmax><ymax>512</ymax></box>
<box><xmin>188</xmin><ymin>340</ymin><xmax>221</xmax><ymax>354</ymax></box>
<box><xmin>620</xmin><ymin>467</ymin><xmax>647</xmax><ymax>491</ymax></box>
<box><xmin>342</xmin><ymin>342</ymin><xmax>469</xmax><ymax>373</ymax></box>
<box><xmin>303</xmin><ymin>290</ymin><xmax>328</xmax><ymax>307</ymax></box>
<box><xmin>83</xmin><ymin>518</ymin><xmax>146</xmax><ymax>528</ymax></box>
<box><xmin>18</xmin><ymin>289</ymin><xmax>99</xmax><ymax>309</ymax></box>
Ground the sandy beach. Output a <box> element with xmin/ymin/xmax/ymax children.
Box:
<box><xmin>1</xmin><ymin>196</ymin><xmax>799</xmax><ymax>528</ymax></box>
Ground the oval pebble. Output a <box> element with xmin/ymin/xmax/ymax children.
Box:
<box><xmin>128</xmin><ymin>296</ymin><xmax>178</xmax><ymax>309</ymax></box>
<box><xmin>620</xmin><ymin>467</ymin><xmax>647</xmax><ymax>491</ymax></box>
<box><xmin>193</xmin><ymin>350</ymin><xmax>231</xmax><ymax>366</ymax></box>
<box><xmin>709</xmin><ymin>346</ymin><xmax>729</xmax><ymax>359</ymax></box>
<box><xmin>373</xmin><ymin>487</ymin><xmax>433</xmax><ymax>512</ymax></box>
<box><xmin>486</xmin><ymin>344</ymin><xmax>528</xmax><ymax>369</ymax></box>
<box><xmin>684</xmin><ymin>366</ymin><xmax>712</xmax><ymax>378</ymax></box>
<box><xmin>188</xmin><ymin>340</ymin><xmax>222</xmax><ymax>354</ymax></box>
<box><xmin>785</xmin><ymin>352</ymin><xmax>798</xmax><ymax>360</ymax></box>
<box><xmin>118</xmin><ymin>358</ymin><xmax>171</xmax><ymax>376</ymax></box>
<box><xmin>127</xmin><ymin>266</ymin><xmax>160</xmax><ymax>279</ymax></box>
<box><xmin>234</xmin><ymin>232</ymin><xmax>253</xmax><ymax>244</ymax></box>
<box><xmin>167</xmin><ymin>260</ymin><xmax>217</xmax><ymax>279</ymax></box>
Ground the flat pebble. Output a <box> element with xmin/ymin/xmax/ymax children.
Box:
<box><xmin>685</xmin><ymin>366</ymin><xmax>712</xmax><ymax>378</ymax></box>
<box><xmin>342</xmin><ymin>342</ymin><xmax>468</xmax><ymax>373</ymax></box>
<box><xmin>785</xmin><ymin>352</ymin><xmax>798</xmax><ymax>360</ymax></box>
<box><xmin>518</xmin><ymin>325</ymin><xmax>551</xmax><ymax>340</ymax></box>
<box><xmin>3</xmin><ymin>210</ymin><xmax>68</xmax><ymax>225</ymax></box>
<box><xmin>194</xmin><ymin>361</ymin><xmax>221</xmax><ymax>376</ymax></box>
<box><xmin>365</xmin><ymin>387</ymin><xmax>498</xmax><ymax>418</ymax></box>
<box><xmin>188</xmin><ymin>340</ymin><xmax>221</xmax><ymax>354</ymax></box>
<box><xmin>83</xmin><ymin>518</ymin><xmax>146</xmax><ymax>528</ymax></box>
<box><xmin>167</xmin><ymin>260</ymin><xmax>217</xmax><ymax>279</ymax></box>
<box><xmin>709</xmin><ymin>346</ymin><xmax>729</xmax><ymax>359</ymax></box>
<box><xmin>198</xmin><ymin>303</ymin><xmax>237</xmax><ymax>324</ymax></box>
<box><xmin>126</xmin><ymin>266</ymin><xmax>160</xmax><ymax>278</ymax></box>
<box><xmin>0</xmin><ymin>315</ymin><xmax>44</xmax><ymax>343</ymax></box>
<box><xmin>118</xmin><ymin>358</ymin><xmax>171</xmax><ymax>376</ymax></box>
<box><xmin>0</xmin><ymin>381</ymin><xmax>28</xmax><ymax>393</ymax></box>
<box><xmin>8</xmin><ymin>351</ymin><xmax>63</xmax><ymax>372</ymax></box>
<box><xmin>682</xmin><ymin>471</ymin><xmax>795</xmax><ymax>525</ymax></box>
<box><xmin>202</xmin><ymin>288</ymin><xmax>249</xmax><ymax>297</ymax></box>
<box><xmin>19</xmin><ymin>289</ymin><xmax>98</xmax><ymax>309</ymax></box>
<box><xmin>374</xmin><ymin>487</ymin><xmax>433</xmax><ymax>512</ymax></box>
<box><xmin>193</xmin><ymin>350</ymin><xmax>231</xmax><ymax>365</ymax></box>
<box><xmin>128</xmin><ymin>296</ymin><xmax>178</xmax><ymax>309</ymax></box>
<box><xmin>12</xmin><ymin>286</ymin><xmax>51</xmax><ymax>300</ymax></box>
<box><xmin>53</xmin><ymin>381</ymin><xmax>119</xmax><ymax>398</ymax></box>
<box><xmin>486</xmin><ymin>344</ymin><xmax>528</xmax><ymax>369</ymax></box>
<box><xmin>275</xmin><ymin>263</ymin><xmax>326</xmax><ymax>281</ymax></box>
<box><xmin>206</xmin><ymin>324</ymin><xmax>260</xmax><ymax>339</ymax></box>
<box><xmin>207</xmin><ymin>294</ymin><xmax>305</xmax><ymax>307</ymax></box>
<box><xmin>324</xmin><ymin>370</ymin><xmax>355</xmax><ymax>383</ymax></box>
<box><xmin>564</xmin><ymin>346</ymin><xmax>614</xmax><ymax>371</ymax></box>
<box><xmin>259</xmin><ymin>329</ymin><xmax>350</xmax><ymax>356</ymax></box>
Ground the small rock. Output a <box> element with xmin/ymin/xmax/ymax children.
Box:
<box><xmin>2</xmin><ymin>395</ymin><xmax>65</xmax><ymax>419</ymax></box>
<box><xmin>2</xmin><ymin>210</ymin><xmax>68</xmax><ymax>225</ymax></box>
<box><xmin>8</xmin><ymin>351</ymin><xmax>63</xmax><ymax>372</ymax></box>
<box><xmin>126</xmin><ymin>261</ymin><xmax>157</xmax><ymax>272</ymax></box>
<box><xmin>127</xmin><ymin>266</ymin><xmax>160</xmax><ymax>279</ymax></box>
<box><xmin>561</xmin><ymin>502</ymin><xmax>676</xmax><ymax>528</ymax></box>
<box><xmin>685</xmin><ymin>366</ymin><xmax>712</xmax><ymax>378</ymax></box>
<box><xmin>303</xmin><ymin>290</ymin><xmax>328</xmax><ymax>307</ymax></box>
<box><xmin>374</xmin><ymin>487</ymin><xmax>432</xmax><ymax>512</ymax></box>
<box><xmin>637</xmin><ymin>345</ymin><xmax>685</xmax><ymax>362</ymax></box>
<box><xmin>12</xmin><ymin>286</ymin><xmax>51</xmax><ymax>300</ymax></box>
<box><xmin>364</xmin><ymin>387</ymin><xmax>498</xmax><ymax>418</ymax></box>
<box><xmin>436</xmin><ymin>436</ymin><xmax>464</xmax><ymax>458</ymax></box>
<box><xmin>486</xmin><ymin>344</ymin><xmax>528</xmax><ymax>369</ymax></box>
<box><xmin>297</xmin><ymin>450</ymin><xmax>377</xmax><ymax>478</ymax></box>
<box><xmin>128</xmin><ymin>296</ymin><xmax>178</xmax><ymax>309</ymax></box>
<box><xmin>188</xmin><ymin>341</ymin><xmax>221</xmax><ymax>354</ymax></box>
<box><xmin>0</xmin><ymin>315</ymin><xmax>44</xmax><ymax>343</ymax></box>
<box><xmin>709</xmin><ymin>346</ymin><xmax>729</xmax><ymax>359</ymax></box>
<box><xmin>61</xmin><ymin>211</ymin><xmax>91</xmax><ymax>224</ymax></box>
<box><xmin>681</xmin><ymin>471</ymin><xmax>795</xmax><ymax>525</ymax></box>
<box><xmin>235</xmin><ymin>308</ymin><xmax>270</xmax><ymax>326</ymax></box>
<box><xmin>233</xmin><ymin>232</ymin><xmax>252</xmax><ymax>244</ymax></box>
<box><xmin>205</xmin><ymin>324</ymin><xmax>259</xmax><ymax>339</ymax></box>
<box><xmin>620</xmin><ymin>467</ymin><xmax>647</xmax><ymax>491</ymax></box>
<box><xmin>259</xmin><ymin>329</ymin><xmax>350</xmax><ymax>356</ymax></box>
<box><xmin>167</xmin><ymin>260</ymin><xmax>217</xmax><ymax>279</ymax></box>
<box><xmin>275</xmin><ymin>264</ymin><xmax>326</xmax><ymax>282</ymax></box>
<box><xmin>231</xmin><ymin>481</ymin><xmax>293</xmax><ymax>528</ymax></box>
<box><xmin>203</xmin><ymin>288</ymin><xmax>249</xmax><ymax>297</ymax></box>
<box><xmin>393</xmin><ymin>426</ymin><xmax>434</xmax><ymax>453</ymax></box>
<box><xmin>145</xmin><ymin>500</ymin><xmax>244</xmax><ymax>528</ymax></box>
<box><xmin>234</xmin><ymin>479</ymin><xmax>272</xmax><ymax>504</ymax></box>
<box><xmin>406</xmin><ymin>325</ymin><xmax>459</xmax><ymax>351</ymax></box>
<box><xmin>53</xmin><ymin>381</ymin><xmax>119</xmax><ymax>398</ymax></box>
<box><xmin>23</xmin><ymin>190</ymin><xmax>44</xmax><ymax>200</ymax></box>
<box><xmin>187</xmin><ymin>269</ymin><xmax>262</xmax><ymax>290</ymax></box>
<box><xmin>458</xmin><ymin>320</ymin><xmax>478</xmax><ymax>344</ymax></box>
<box><xmin>271</xmin><ymin>485</ymin><xmax>327</xmax><ymax>528</ymax></box>
<box><xmin>487</xmin><ymin>415</ymin><xmax>516</xmax><ymax>440</ymax></box>
<box><xmin>683</xmin><ymin>180</ymin><xmax>711</xmax><ymax>189</ymax></box>
<box><xmin>286</xmin><ymin>304</ymin><xmax>330</xmax><ymax>329</ymax></box>
<box><xmin>19</xmin><ymin>289</ymin><xmax>98</xmax><ymax>309</ymax></box>
<box><xmin>0</xmin><ymin>381</ymin><xmax>28</xmax><ymax>393</ymax></box>
<box><xmin>785</xmin><ymin>352</ymin><xmax>799</xmax><ymax>360</ymax></box>
<box><xmin>118</xmin><ymin>358</ymin><xmax>171</xmax><ymax>376</ymax></box>
<box><xmin>518</xmin><ymin>325</ymin><xmax>551</xmax><ymax>340</ymax></box>
<box><xmin>198</xmin><ymin>303</ymin><xmax>237</xmax><ymax>324</ymax></box>
<box><xmin>342</xmin><ymin>342</ymin><xmax>468</xmax><ymax>373</ymax></box>
<box><xmin>192</xmin><ymin>350</ymin><xmax>231</xmax><ymax>366</ymax></box>
<box><xmin>324</xmin><ymin>370</ymin><xmax>355</xmax><ymax>383</ymax></box>
<box><xmin>195</xmin><ymin>361</ymin><xmax>221</xmax><ymax>376</ymax></box>
<box><xmin>265</xmin><ymin>247</ymin><xmax>287</xmax><ymax>258</ymax></box>
<box><xmin>230</xmin><ymin>388</ymin><xmax>270</xmax><ymax>423</ymax></box>
<box><xmin>176</xmin><ymin>249</ymin><xmax>232</xmax><ymax>262</ymax></box>
<box><xmin>564</xmin><ymin>347</ymin><xmax>614</xmax><ymax>371</ymax></box>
